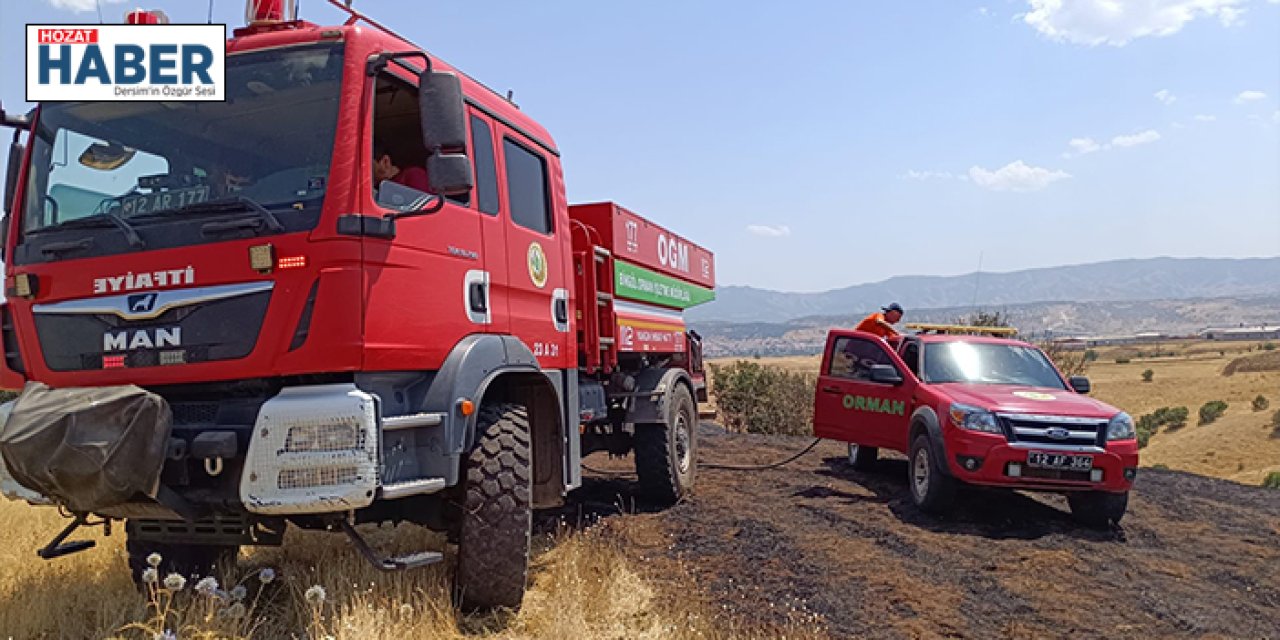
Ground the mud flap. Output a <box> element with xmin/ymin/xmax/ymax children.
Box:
<box><xmin>0</xmin><ymin>382</ymin><xmax>172</xmax><ymax>513</ymax></box>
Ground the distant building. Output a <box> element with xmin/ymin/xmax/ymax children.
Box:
<box><xmin>1053</xmin><ymin>332</ymin><xmax>1168</xmax><ymax>349</ymax></box>
<box><xmin>1198</xmin><ymin>325</ymin><xmax>1280</xmax><ymax>341</ymax></box>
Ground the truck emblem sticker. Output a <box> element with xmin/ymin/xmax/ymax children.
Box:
<box><xmin>841</xmin><ymin>394</ymin><xmax>906</xmax><ymax>416</ymax></box>
<box><xmin>1046</xmin><ymin>427</ymin><xmax>1071</xmax><ymax>440</ymax></box>
<box><xmin>127</xmin><ymin>293</ymin><xmax>159</xmax><ymax>314</ymax></box>
<box><xmin>527</xmin><ymin>242</ymin><xmax>548</xmax><ymax>289</ymax></box>
<box><xmin>103</xmin><ymin>327</ymin><xmax>181</xmax><ymax>352</ymax></box>
<box><xmin>94</xmin><ymin>266</ymin><xmax>195</xmax><ymax>294</ymax></box>
<box><xmin>1013</xmin><ymin>391</ymin><xmax>1055</xmax><ymax>401</ymax></box>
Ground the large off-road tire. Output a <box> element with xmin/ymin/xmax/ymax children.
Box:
<box><xmin>847</xmin><ymin>443</ymin><xmax>878</xmax><ymax>471</ymax></box>
<box><xmin>455</xmin><ymin>402</ymin><xmax>533</xmax><ymax>611</ymax></box>
<box><xmin>908</xmin><ymin>434</ymin><xmax>956</xmax><ymax>514</ymax></box>
<box><xmin>1067</xmin><ymin>491</ymin><xmax>1128</xmax><ymax>528</ymax></box>
<box><xmin>126</xmin><ymin>537</ymin><xmax>238</xmax><ymax>586</ymax></box>
<box><xmin>634</xmin><ymin>384</ymin><xmax>696</xmax><ymax>505</ymax></box>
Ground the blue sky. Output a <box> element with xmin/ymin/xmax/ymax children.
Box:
<box><xmin>1</xmin><ymin>0</ymin><xmax>1277</xmax><ymax>292</ymax></box>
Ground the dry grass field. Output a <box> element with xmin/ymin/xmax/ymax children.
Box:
<box><xmin>0</xmin><ymin>497</ymin><xmax>801</xmax><ymax>639</ymax></box>
<box><xmin>711</xmin><ymin>339</ymin><xmax>1280</xmax><ymax>485</ymax></box>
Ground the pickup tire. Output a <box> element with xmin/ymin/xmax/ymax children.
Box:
<box><xmin>1067</xmin><ymin>491</ymin><xmax>1128</xmax><ymax>528</ymax></box>
<box><xmin>635</xmin><ymin>384</ymin><xmax>696</xmax><ymax>505</ymax></box>
<box><xmin>126</xmin><ymin>538</ymin><xmax>238</xmax><ymax>586</ymax></box>
<box><xmin>847</xmin><ymin>444</ymin><xmax>878</xmax><ymax>471</ymax></box>
<box><xmin>455</xmin><ymin>402</ymin><xmax>532</xmax><ymax>611</ymax></box>
<box><xmin>908</xmin><ymin>434</ymin><xmax>956</xmax><ymax>513</ymax></box>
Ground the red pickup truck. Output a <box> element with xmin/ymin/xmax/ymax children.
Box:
<box><xmin>812</xmin><ymin>326</ymin><xmax>1138</xmax><ymax>527</ymax></box>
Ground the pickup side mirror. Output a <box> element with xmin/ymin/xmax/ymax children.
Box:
<box><xmin>1069</xmin><ymin>376</ymin><xmax>1091</xmax><ymax>394</ymax></box>
<box><xmin>869</xmin><ymin>364</ymin><xmax>904</xmax><ymax>386</ymax></box>
<box><xmin>416</xmin><ymin>70</ymin><xmax>473</xmax><ymax>201</ymax></box>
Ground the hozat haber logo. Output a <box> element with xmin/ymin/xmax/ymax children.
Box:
<box><xmin>26</xmin><ymin>17</ymin><xmax>226</xmax><ymax>102</ymax></box>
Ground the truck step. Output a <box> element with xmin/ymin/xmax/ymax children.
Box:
<box><xmin>379</xmin><ymin>478</ymin><xmax>446</xmax><ymax>500</ymax></box>
<box><xmin>383</xmin><ymin>412</ymin><xmax>445</xmax><ymax>431</ymax></box>
<box><xmin>339</xmin><ymin>520</ymin><xmax>443</xmax><ymax>572</ymax></box>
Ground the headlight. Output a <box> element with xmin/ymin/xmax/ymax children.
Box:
<box><xmin>1107</xmin><ymin>412</ymin><xmax>1135</xmax><ymax>441</ymax></box>
<box><xmin>948</xmin><ymin>403</ymin><xmax>1002</xmax><ymax>434</ymax></box>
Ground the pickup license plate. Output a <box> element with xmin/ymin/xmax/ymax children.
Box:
<box><xmin>1027</xmin><ymin>452</ymin><xmax>1093</xmax><ymax>471</ymax></box>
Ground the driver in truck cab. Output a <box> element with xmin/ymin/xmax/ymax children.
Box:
<box><xmin>373</xmin><ymin>139</ymin><xmax>430</xmax><ymax>193</ymax></box>
<box><xmin>855</xmin><ymin>303</ymin><xmax>905</xmax><ymax>340</ymax></box>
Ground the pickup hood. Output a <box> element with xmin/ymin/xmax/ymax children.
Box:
<box><xmin>935</xmin><ymin>383</ymin><xmax>1120</xmax><ymax>419</ymax></box>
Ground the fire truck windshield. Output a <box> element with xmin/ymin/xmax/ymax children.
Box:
<box><xmin>923</xmin><ymin>341</ymin><xmax>1068</xmax><ymax>389</ymax></box>
<box><xmin>13</xmin><ymin>43</ymin><xmax>344</xmax><ymax>265</ymax></box>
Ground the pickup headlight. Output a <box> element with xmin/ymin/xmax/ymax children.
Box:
<box><xmin>948</xmin><ymin>403</ymin><xmax>1002</xmax><ymax>434</ymax></box>
<box><xmin>1107</xmin><ymin>412</ymin><xmax>1135</xmax><ymax>441</ymax></box>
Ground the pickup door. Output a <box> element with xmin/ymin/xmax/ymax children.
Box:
<box><xmin>813</xmin><ymin>330</ymin><xmax>917</xmax><ymax>451</ymax></box>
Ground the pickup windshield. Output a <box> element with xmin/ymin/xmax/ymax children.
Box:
<box><xmin>14</xmin><ymin>43</ymin><xmax>343</xmax><ymax>265</ymax></box>
<box><xmin>923</xmin><ymin>341</ymin><xmax>1067</xmax><ymax>389</ymax></box>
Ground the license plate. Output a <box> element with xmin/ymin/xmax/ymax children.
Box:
<box><xmin>116</xmin><ymin>185</ymin><xmax>211</xmax><ymax>216</ymax></box>
<box><xmin>1027</xmin><ymin>452</ymin><xmax>1093</xmax><ymax>471</ymax></box>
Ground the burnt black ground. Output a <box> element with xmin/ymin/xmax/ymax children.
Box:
<box><xmin>556</xmin><ymin>424</ymin><xmax>1280</xmax><ymax>639</ymax></box>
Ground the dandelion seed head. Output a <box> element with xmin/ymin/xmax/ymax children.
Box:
<box><xmin>230</xmin><ymin>585</ymin><xmax>248</xmax><ymax>601</ymax></box>
<box><xmin>142</xmin><ymin>568</ymin><xmax>159</xmax><ymax>584</ymax></box>
<box><xmin>228</xmin><ymin>602</ymin><xmax>246</xmax><ymax>619</ymax></box>
<box><xmin>194</xmin><ymin>576</ymin><xmax>219</xmax><ymax>596</ymax></box>
<box><xmin>146</xmin><ymin>552</ymin><xmax>163</xmax><ymax>568</ymax></box>
<box><xmin>304</xmin><ymin>584</ymin><xmax>327</xmax><ymax>606</ymax></box>
<box><xmin>399</xmin><ymin>603</ymin><xmax>413</xmax><ymax>616</ymax></box>
<box><xmin>258</xmin><ymin>567</ymin><xmax>276</xmax><ymax>584</ymax></box>
<box><xmin>163</xmin><ymin>573</ymin><xmax>187</xmax><ymax>591</ymax></box>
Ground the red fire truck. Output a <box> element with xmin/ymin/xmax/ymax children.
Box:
<box><xmin>0</xmin><ymin>1</ymin><xmax>714</xmax><ymax>610</ymax></box>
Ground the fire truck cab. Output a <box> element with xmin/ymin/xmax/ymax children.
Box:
<box><xmin>0</xmin><ymin>1</ymin><xmax>713</xmax><ymax>611</ymax></box>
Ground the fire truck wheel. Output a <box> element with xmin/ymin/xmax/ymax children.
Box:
<box><xmin>848</xmin><ymin>443</ymin><xmax>879</xmax><ymax>471</ymax></box>
<box><xmin>126</xmin><ymin>537</ymin><xmax>239</xmax><ymax>586</ymax></box>
<box><xmin>455</xmin><ymin>402</ymin><xmax>532</xmax><ymax>612</ymax></box>
<box><xmin>908</xmin><ymin>434</ymin><xmax>956</xmax><ymax>513</ymax></box>
<box><xmin>1067</xmin><ymin>491</ymin><xmax>1128</xmax><ymax>528</ymax></box>
<box><xmin>635</xmin><ymin>384</ymin><xmax>696</xmax><ymax>505</ymax></box>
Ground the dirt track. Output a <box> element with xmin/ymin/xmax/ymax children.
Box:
<box><xmin>565</xmin><ymin>424</ymin><xmax>1280</xmax><ymax>639</ymax></box>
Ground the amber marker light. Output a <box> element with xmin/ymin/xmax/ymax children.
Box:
<box><xmin>458</xmin><ymin>399</ymin><xmax>476</xmax><ymax>416</ymax></box>
<box><xmin>249</xmin><ymin>244</ymin><xmax>275</xmax><ymax>273</ymax></box>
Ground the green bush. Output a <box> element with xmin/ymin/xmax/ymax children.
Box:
<box><xmin>709</xmin><ymin>361</ymin><xmax>815</xmax><ymax>436</ymax></box>
<box><xmin>1262</xmin><ymin>342</ymin><xmax>1276</xmax><ymax>351</ymax></box>
<box><xmin>1263</xmin><ymin>472</ymin><xmax>1280</xmax><ymax>489</ymax></box>
<box><xmin>1253</xmin><ymin>395</ymin><xmax>1270</xmax><ymax>412</ymax></box>
<box><xmin>1136</xmin><ymin>406</ymin><xmax>1190</xmax><ymax>448</ymax></box>
<box><xmin>1141</xmin><ymin>369</ymin><xmax>1154</xmax><ymax>383</ymax></box>
<box><xmin>1198</xmin><ymin>400</ymin><xmax>1228</xmax><ymax>425</ymax></box>
<box><xmin>1083</xmin><ymin>349</ymin><xmax>1099</xmax><ymax>362</ymax></box>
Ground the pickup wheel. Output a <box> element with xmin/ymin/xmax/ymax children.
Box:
<box><xmin>1067</xmin><ymin>491</ymin><xmax>1128</xmax><ymax>528</ymax></box>
<box><xmin>126</xmin><ymin>537</ymin><xmax>238</xmax><ymax>586</ymax></box>
<box><xmin>634</xmin><ymin>384</ymin><xmax>696</xmax><ymax>505</ymax></box>
<box><xmin>455</xmin><ymin>402</ymin><xmax>532</xmax><ymax>611</ymax></box>
<box><xmin>908</xmin><ymin>434</ymin><xmax>956</xmax><ymax>513</ymax></box>
<box><xmin>847</xmin><ymin>444</ymin><xmax>878</xmax><ymax>471</ymax></box>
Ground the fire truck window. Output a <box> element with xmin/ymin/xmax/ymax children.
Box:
<box><xmin>829</xmin><ymin>336</ymin><xmax>895</xmax><ymax>381</ymax></box>
<box><xmin>372</xmin><ymin>75</ymin><xmax>450</xmax><ymax>205</ymax></box>
<box><xmin>470</xmin><ymin>116</ymin><xmax>499</xmax><ymax>215</ymax></box>
<box><xmin>503</xmin><ymin>138</ymin><xmax>552</xmax><ymax>234</ymax></box>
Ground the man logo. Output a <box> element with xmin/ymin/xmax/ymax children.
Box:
<box><xmin>1046</xmin><ymin>427</ymin><xmax>1071</xmax><ymax>440</ymax></box>
<box><xmin>128</xmin><ymin>293</ymin><xmax>159</xmax><ymax>314</ymax></box>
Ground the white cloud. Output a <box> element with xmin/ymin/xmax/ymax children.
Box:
<box><xmin>47</xmin><ymin>0</ymin><xmax>126</xmax><ymax>12</ymax></box>
<box><xmin>1154</xmin><ymin>89</ymin><xmax>1177</xmax><ymax>105</ymax></box>
<box><xmin>1110</xmin><ymin>129</ymin><xmax>1162</xmax><ymax>147</ymax></box>
<box><xmin>901</xmin><ymin>170</ymin><xmax>956</xmax><ymax>180</ymax></box>
<box><xmin>1067</xmin><ymin>137</ymin><xmax>1101</xmax><ymax>156</ymax></box>
<box><xmin>1194</xmin><ymin>114</ymin><xmax>1217</xmax><ymax>121</ymax></box>
<box><xmin>968</xmin><ymin>161</ymin><xmax>1072</xmax><ymax>192</ymax></box>
<box><xmin>1235</xmin><ymin>90</ymin><xmax>1267</xmax><ymax>104</ymax></box>
<box><xmin>1023</xmin><ymin>0</ymin><xmax>1244</xmax><ymax>46</ymax></box>
<box><xmin>746</xmin><ymin>224</ymin><xmax>791</xmax><ymax>238</ymax></box>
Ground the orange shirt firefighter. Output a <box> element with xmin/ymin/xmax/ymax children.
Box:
<box><xmin>855</xmin><ymin>303</ymin><xmax>904</xmax><ymax>340</ymax></box>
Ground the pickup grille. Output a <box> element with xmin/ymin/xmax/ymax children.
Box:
<box><xmin>1000</xmin><ymin>414</ymin><xmax>1107</xmax><ymax>448</ymax></box>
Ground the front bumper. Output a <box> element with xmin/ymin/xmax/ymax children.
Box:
<box><xmin>945</xmin><ymin>428</ymin><xmax>1138</xmax><ymax>493</ymax></box>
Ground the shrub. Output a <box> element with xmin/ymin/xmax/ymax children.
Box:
<box><xmin>1115</xmin><ymin>358</ymin><xmax>1131</xmax><ymax>364</ymax></box>
<box><xmin>1083</xmin><ymin>349</ymin><xmax>1099</xmax><ymax>362</ymax></box>
<box><xmin>1198</xmin><ymin>400</ymin><xmax>1228</xmax><ymax>426</ymax></box>
<box><xmin>1263</xmin><ymin>472</ymin><xmax>1280</xmax><ymax>489</ymax></box>
<box><xmin>1272</xmin><ymin>410</ymin><xmax>1280</xmax><ymax>438</ymax></box>
<box><xmin>1136</xmin><ymin>406</ymin><xmax>1190</xmax><ymax>448</ymax></box>
<box><xmin>1141</xmin><ymin>369</ymin><xmax>1154</xmax><ymax>383</ymax></box>
<box><xmin>1253</xmin><ymin>395</ymin><xmax>1270</xmax><ymax>412</ymax></box>
<box><xmin>709</xmin><ymin>361</ymin><xmax>815</xmax><ymax>436</ymax></box>
<box><xmin>1262</xmin><ymin>342</ymin><xmax>1276</xmax><ymax>351</ymax></box>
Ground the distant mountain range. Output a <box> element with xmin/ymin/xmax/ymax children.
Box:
<box><xmin>694</xmin><ymin>295</ymin><xmax>1280</xmax><ymax>358</ymax></box>
<box><xmin>688</xmin><ymin>257</ymin><xmax>1280</xmax><ymax>324</ymax></box>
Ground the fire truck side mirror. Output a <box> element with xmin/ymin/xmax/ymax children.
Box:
<box><xmin>418</xmin><ymin>71</ymin><xmax>468</xmax><ymax>153</ymax></box>
<box><xmin>426</xmin><ymin>153</ymin><xmax>473</xmax><ymax>197</ymax></box>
